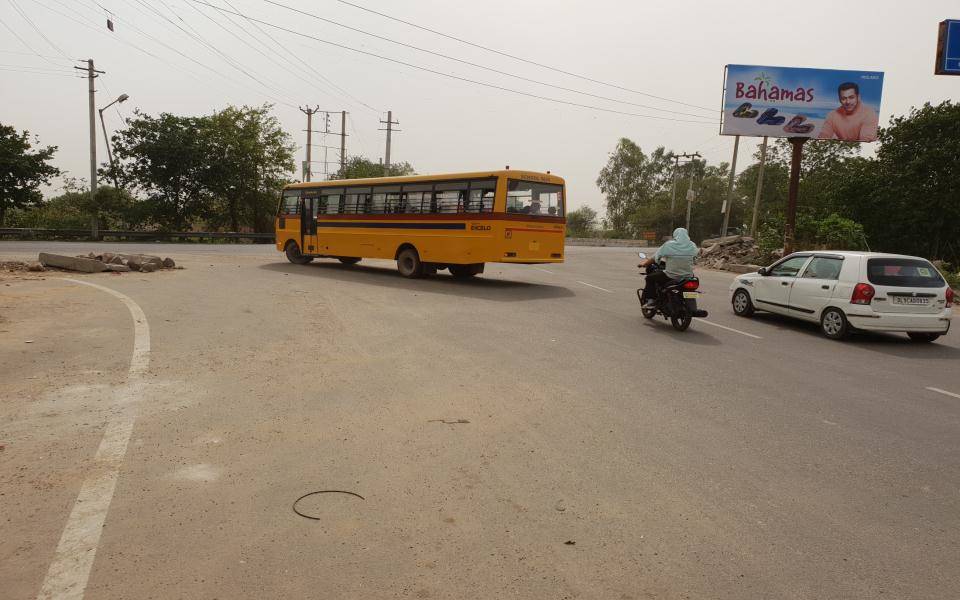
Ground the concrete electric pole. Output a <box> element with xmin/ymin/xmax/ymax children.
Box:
<box><xmin>74</xmin><ymin>59</ymin><xmax>105</xmax><ymax>239</ymax></box>
<box><xmin>299</xmin><ymin>105</ymin><xmax>318</xmax><ymax>182</ymax></box>
<box><xmin>720</xmin><ymin>135</ymin><xmax>741</xmax><ymax>239</ymax></box>
<box><xmin>379</xmin><ymin>111</ymin><xmax>399</xmax><ymax>171</ymax></box>
<box><xmin>340</xmin><ymin>111</ymin><xmax>347</xmax><ymax>174</ymax></box>
<box><xmin>670</xmin><ymin>152</ymin><xmax>701</xmax><ymax>229</ymax></box>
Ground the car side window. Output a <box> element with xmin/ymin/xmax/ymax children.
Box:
<box><xmin>801</xmin><ymin>257</ymin><xmax>843</xmax><ymax>280</ymax></box>
<box><xmin>769</xmin><ymin>256</ymin><xmax>809</xmax><ymax>277</ymax></box>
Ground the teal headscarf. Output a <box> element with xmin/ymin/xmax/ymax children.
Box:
<box><xmin>655</xmin><ymin>227</ymin><xmax>698</xmax><ymax>260</ymax></box>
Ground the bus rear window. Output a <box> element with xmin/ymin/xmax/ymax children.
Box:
<box><xmin>866</xmin><ymin>258</ymin><xmax>945</xmax><ymax>288</ymax></box>
<box><xmin>506</xmin><ymin>181</ymin><xmax>563</xmax><ymax>216</ymax></box>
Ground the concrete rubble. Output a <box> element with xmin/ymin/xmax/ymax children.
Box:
<box><xmin>36</xmin><ymin>252</ymin><xmax>179</xmax><ymax>274</ymax></box>
<box><xmin>697</xmin><ymin>235</ymin><xmax>767</xmax><ymax>273</ymax></box>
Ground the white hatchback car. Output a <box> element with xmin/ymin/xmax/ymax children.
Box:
<box><xmin>729</xmin><ymin>252</ymin><xmax>954</xmax><ymax>341</ymax></box>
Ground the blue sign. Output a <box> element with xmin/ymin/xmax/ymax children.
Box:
<box><xmin>938</xmin><ymin>20</ymin><xmax>960</xmax><ymax>75</ymax></box>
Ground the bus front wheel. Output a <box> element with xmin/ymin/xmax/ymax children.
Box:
<box><xmin>397</xmin><ymin>248</ymin><xmax>423</xmax><ymax>278</ymax></box>
<box><xmin>285</xmin><ymin>242</ymin><xmax>313</xmax><ymax>264</ymax></box>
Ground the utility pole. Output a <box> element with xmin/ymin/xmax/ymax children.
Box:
<box><xmin>379</xmin><ymin>111</ymin><xmax>399</xmax><ymax>171</ymax></box>
<box><xmin>750</xmin><ymin>136</ymin><xmax>769</xmax><ymax>238</ymax></box>
<box><xmin>670</xmin><ymin>152</ymin><xmax>700</xmax><ymax>229</ymax></box>
<box><xmin>720</xmin><ymin>135</ymin><xmax>741</xmax><ymax>239</ymax></box>
<box><xmin>299</xmin><ymin>105</ymin><xmax>318</xmax><ymax>181</ymax></box>
<box><xmin>685</xmin><ymin>158</ymin><xmax>698</xmax><ymax>231</ymax></box>
<box><xmin>784</xmin><ymin>138</ymin><xmax>807</xmax><ymax>255</ymax></box>
<box><xmin>74</xmin><ymin>59</ymin><xmax>105</xmax><ymax>239</ymax></box>
<box><xmin>340</xmin><ymin>110</ymin><xmax>347</xmax><ymax>174</ymax></box>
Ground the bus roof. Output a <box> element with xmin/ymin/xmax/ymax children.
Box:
<box><xmin>284</xmin><ymin>170</ymin><xmax>565</xmax><ymax>190</ymax></box>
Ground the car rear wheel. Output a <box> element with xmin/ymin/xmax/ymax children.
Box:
<box><xmin>396</xmin><ymin>248</ymin><xmax>423</xmax><ymax>278</ymax></box>
<box><xmin>732</xmin><ymin>289</ymin><xmax>755</xmax><ymax>317</ymax></box>
<box><xmin>907</xmin><ymin>332</ymin><xmax>941</xmax><ymax>343</ymax></box>
<box><xmin>820</xmin><ymin>307</ymin><xmax>849</xmax><ymax>340</ymax></box>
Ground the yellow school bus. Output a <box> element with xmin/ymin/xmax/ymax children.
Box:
<box><xmin>274</xmin><ymin>169</ymin><xmax>565</xmax><ymax>278</ymax></box>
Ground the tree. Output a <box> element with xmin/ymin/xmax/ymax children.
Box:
<box><xmin>566</xmin><ymin>206</ymin><xmax>598</xmax><ymax>237</ymax></box>
<box><xmin>596</xmin><ymin>138</ymin><xmax>673</xmax><ymax>237</ymax></box>
<box><xmin>0</xmin><ymin>123</ymin><xmax>60</xmax><ymax>225</ymax></box>
<box><xmin>331</xmin><ymin>156</ymin><xmax>415</xmax><ymax>180</ymax></box>
<box><xmin>201</xmin><ymin>105</ymin><xmax>295</xmax><ymax>232</ymax></box>
<box><xmin>111</xmin><ymin>105</ymin><xmax>295</xmax><ymax>231</ymax></box>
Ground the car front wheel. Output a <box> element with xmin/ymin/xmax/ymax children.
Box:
<box><xmin>732</xmin><ymin>289</ymin><xmax>755</xmax><ymax>317</ymax></box>
<box><xmin>820</xmin><ymin>307</ymin><xmax>849</xmax><ymax>340</ymax></box>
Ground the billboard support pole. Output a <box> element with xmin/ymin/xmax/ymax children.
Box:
<box><xmin>784</xmin><ymin>137</ymin><xmax>807</xmax><ymax>255</ymax></box>
<box><xmin>721</xmin><ymin>135</ymin><xmax>740</xmax><ymax>238</ymax></box>
<box><xmin>750</xmin><ymin>136</ymin><xmax>768</xmax><ymax>238</ymax></box>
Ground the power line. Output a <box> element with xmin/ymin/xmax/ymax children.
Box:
<box><xmin>254</xmin><ymin>0</ymin><xmax>709</xmax><ymax>119</ymax></box>
<box><xmin>217</xmin><ymin>0</ymin><xmax>378</xmax><ymax>113</ymax></box>
<box><xmin>0</xmin><ymin>66</ymin><xmax>84</xmax><ymax>77</ymax></box>
<box><xmin>69</xmin><ymin>0</ymin><xmax>298</xmax><ymax>109</ymax></box>
<box><xmin>0</xmin><ymin>48</ymin><xmax>72</xmax><ymax>61</ymax></box>
<box><xmin>319</xmin><ymin>0</ymin><xmax>717</xmax><ymax>114</ymax></box>
<box><xmin>192</xmin><ymin>2</ymin><xmax>718</xmax><ymax>125</ymax></box>
<box><xmin>7</xmin><ymin>0</ymin><xmax>71</xmax><ymax>59</ymax></box>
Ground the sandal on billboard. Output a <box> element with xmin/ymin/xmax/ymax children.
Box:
<box><xmin>733</xmin><ymin>102</ymin><xmax>759</xmax><ymax>118</ymax></box>
<box><xmin>757</xmin><ymin>108</ymin><xmax>785</xmax><ymax>126</ymax></box>
<box><xmin>783</xmin><ymin>115</ymin><xmax>814</xmax><ymax>134</ymax></box>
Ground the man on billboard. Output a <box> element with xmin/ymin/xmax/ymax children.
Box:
<box><xmin>818</xmin><ymin>82</ymin><xmax>878</xmax><ymax>142</ymax></box>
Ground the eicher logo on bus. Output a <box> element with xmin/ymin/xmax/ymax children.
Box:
<box><xmin>470</xmin><ymin>224</ymin><xmax>491</xmax><ymax>231</ymax></box>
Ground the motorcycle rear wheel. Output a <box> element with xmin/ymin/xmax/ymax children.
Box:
<box><xmin>671</xmin><ymin>314</ymin><xmax>692</xmax><ymax>331</ymax></box>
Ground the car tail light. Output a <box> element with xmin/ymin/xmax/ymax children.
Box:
<box><xmin>947</xmin><ymin>287</ymin><xmax>955</xmax><ymax>308</ymax></box>
<box><xmin>851</xmin><ymin>282</ymin><xmax>875</xmax><ymax>305</ymax></box>
<box><xmin>682</xmin><ymin>280</ymin><xmax>699</xmax><ymax>291</ymax></box>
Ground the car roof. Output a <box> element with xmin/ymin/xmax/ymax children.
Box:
<box><xmin>787</xmin><ymin>251</ymin><xmax>932</xmax><ymax>260</ymax></box>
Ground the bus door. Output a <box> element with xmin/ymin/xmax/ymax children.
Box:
<box><xmin>301</xmin><ymin>191</ymin><xmax>318</xmax><ymax>253</ymax></box>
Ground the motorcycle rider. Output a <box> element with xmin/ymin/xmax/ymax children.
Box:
<box><xmin>639</xmin><ymin>227</ymin><xmax>698</xmax><ymax>308</ymax></box>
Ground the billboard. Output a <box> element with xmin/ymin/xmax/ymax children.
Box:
<box><xmin>721</xmin><ymin>65</ymin><xmax>884</xmax><ymax>142</ymax></box>
<box><xmin>935</xmin><ymin>20</ymin><xmax>960</xmax><ymax>75</ymax></box>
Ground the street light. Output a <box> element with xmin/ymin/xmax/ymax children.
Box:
<box><xmin>98</xmin><ymin>93</ymin><xmax>128</xmax><ymax>192</ymax></box>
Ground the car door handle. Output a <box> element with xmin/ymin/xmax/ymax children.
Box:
<box><xmin>821</xmin><ymin>285</ymin><xmax>831</xmax><ymax>290</ymax></box>
<box><xmin>781</xmin><ymin>281</ymin><xmax>790</xmax><ymax>286</ymax></box>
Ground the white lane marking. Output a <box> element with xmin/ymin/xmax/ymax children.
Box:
<box><xmin>926</xmin><ymin>387</ymin><xmax>960</xmax><ymax>400</ymax></box>
<box><xmin>693</xmin><ymin>318</ymin><xmax>762</xmax><ymax>339</ymax></box>
<box><xmin>577</xmin><ymin>281</ymin><xmax>612</xmax><ymax>293</ymax></box>
<box><xmin>534</xmin><ymin>267</ymin><xmax>555</xmax><ymax>274</ymax></box>
<box><xmin>38</xmin><ymin>279</ymin><xmax>150</xmax><ymax>600</ymax></box>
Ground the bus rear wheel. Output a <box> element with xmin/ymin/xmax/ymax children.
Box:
<box><xmin>285</xmin><ymin>242</ymin><xmax>313</xmax><ymax>264</ymax></box>
<box><xmin>337</xmin><ymin>257</ymin><xmax>361</xmax><ymax>265</ymax></box>
<box><xmin>450</xmin><ymin>264</ymin><xmax>483</xmax><ymax>279</ymax></box>
<box><xmin>396</xmin><ymin>248</ymin><xmax>423</xmax><ymax>278</ymax></box>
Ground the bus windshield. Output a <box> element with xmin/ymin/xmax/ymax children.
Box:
<box><xmin>506</xmin><ymin>180</ymin><xmax>564</xmax><ymax>217</ymax></box>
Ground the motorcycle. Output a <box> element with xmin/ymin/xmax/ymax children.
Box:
<box><xmin>636</xmin><ymin>252</ymin><xmax>708</xmax><ymax>331</ymax></box>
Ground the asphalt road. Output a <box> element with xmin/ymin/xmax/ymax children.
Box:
<box><xmin>2</xmin><ymin>242</ymin><xmax>958</xmax><ymax>599</ymax></box>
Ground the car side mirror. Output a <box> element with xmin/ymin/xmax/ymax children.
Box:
<box><xmin>758</xmin><ymin>267</ymin><xmax>768</xmax><ymax>276</ymax></box>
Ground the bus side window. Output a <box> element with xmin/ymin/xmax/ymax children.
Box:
<box><xmin>434</xmin><ymin>181</ymin><xmax>468</xmax><ymax>213</ymax></box>
<box><xmin>467</xmin><ymin>179</ymin><xmax>496</xmax><ymax>213</ymax></box>
<box><xmin>321</xmin><ymin>188</ymin><xmax>343</xmax><ymax>214</ymax></box>
<box><xmin>401</xmin><ymin>183</ymin><xmax>432</xmax><ymax>214</ymax></box>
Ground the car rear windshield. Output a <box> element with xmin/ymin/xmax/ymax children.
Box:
<box><xmin>866</xmin><ymin>258</ymin><xmax>945</xmax><ymax>288</ymax></box>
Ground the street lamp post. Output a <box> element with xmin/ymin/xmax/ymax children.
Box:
<box><xmin>98</xmin><ymin>93</ymin><xmax>128</xmax><ymax>193</ymax></box>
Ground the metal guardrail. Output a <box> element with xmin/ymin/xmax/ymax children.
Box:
<box><xmin>0</xmin><ymin>228</ymin><xmax>275</xmax><ymax>242</ymax></box>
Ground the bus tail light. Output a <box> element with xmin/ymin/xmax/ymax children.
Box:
<box><xmin>851</xmin><ymin>283</ymin><xmax>875</xmax><ymax>305</ymax></box>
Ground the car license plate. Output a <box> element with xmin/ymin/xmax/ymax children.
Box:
<box><xmin>682</xmin><ymin>292</ymin><xmax>699</xmax><ymax>299</ymax></box>
<box><xmin>892</xmin><ymin>296</ymin><xmax>928</xmax><ymax>305</ymax></box>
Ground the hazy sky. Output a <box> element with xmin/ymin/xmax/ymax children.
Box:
<box><xmin>2</xmin><ymin>0</ymin><xmax>957</xmax><ymax>215</ymax></box>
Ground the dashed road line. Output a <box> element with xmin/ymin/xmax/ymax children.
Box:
<box><xmin>534</xmin><ymin>267</ymin><xmax>555</xmax><ymax>274</ymax></box>
<box><xmin>694</xmin><ymin>318</ymin><xmax>762</xmax><ymax>339</ymax></box>
<box><xmin>577</xmin><ymin>281</ymin><xmax>612</xmax><ymax>293</ymax></box>
<box><xmin>38</xmin><ymin>279</ymin><xmax>150</xmax><ymax>600</ymax></box>
<box><xmin>926</xmin><ymin>387</ymin><xmax>960</xmax><ymax>400</ymax></box>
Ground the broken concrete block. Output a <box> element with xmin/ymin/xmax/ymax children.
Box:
<box><xmin>126</xmin><ymin>256</ymin><xmax>142</xmax><ymax>270</ymax></box>
<box><xmin>39</xmin><ymin>253</ymin><xmax>108</xmax><ymax>273</ymax></box>
<box><xmin>27</xmin><ymin>262</ymin><xmax>45</xmax><ymax>272</ymax></box>
<box><xmin>110</xmin><ymin>256</ymin><xmax>125</xmax><ymax>265</ymax></box>
<box><xmin>139</xmin><ymin>263</ymin><xmax>157</xmax><ymax>273</ymax></box>
<box><xmin>104</xmin><ymin>264</ymin><xmax>131</xmax><ymax>272</ymax></box>
<box><xmin>162</xmin><ymin>257</ymin><xmax>175</xmax><ymax>268</ymax></box>
<box><xmin>101</xmin><ymin>252</ymin><xmax>114</xmax><ymax>264</ymax></box>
